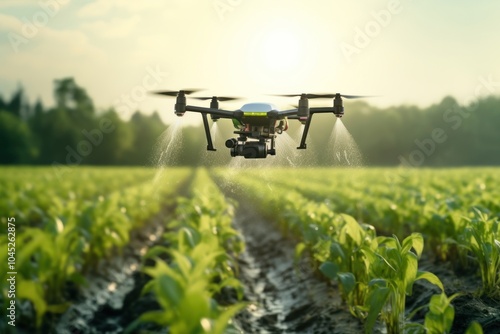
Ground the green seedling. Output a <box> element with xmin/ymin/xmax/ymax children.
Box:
<box><xmin>134</xmin><ymin>169</ymin><xmax>245</xmax><ymax>333</ymax></box>
<box><xmin>320</xmin><ymin>214</ymin><xmax>377</xmax><ymax>318</ymax></box>
<box><xmin>363</xmin><ymin>233</ymin><xmax>444</xmax><ymax>334</ymax></box>
<box><xmin>423</xmin><ymin>293</ymin><xmax>461</xmax><ymax>334</ymax></box>
<box><xmin>465</xmin><ymin>321</ymin><xmax>484</xmax><ymax>334</ymax></box>
<box><xmin>460</xmin><ymin>210</ymin><xmax>500</xmax><ymax>297</ymax></box>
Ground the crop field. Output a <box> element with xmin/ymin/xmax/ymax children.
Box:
<box><xmin>1</xmin><ymin>166</ymin><xmax>499</xmax><ymax>334</ymax></box>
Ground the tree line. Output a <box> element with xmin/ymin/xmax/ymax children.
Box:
<box><xmin>1</xmin><ymin>77</ymin><xmax>499</xmax><ymax>166</ymax></box>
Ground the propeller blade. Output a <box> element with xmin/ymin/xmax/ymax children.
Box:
<box><xmin>272</xmin><ymin>94</ymin><xmax>304</xmax><ymax>97</ymax></box>
<box><xmin>218</xmin><ymin>96</ymin><xmax>240</xmax><ymax>102</ymax></box>
<box><xmin>192</xmin><ymin>96</ymin><xmax>240</xmax><ymax>102</ymax></box>
<box><xmin>150</xmin><ymin>89</ymin><xmax>203</xmax><ymax>96</ymax></box>
<box><xmin>271</xmin><ymin>93</ymin><xmax>375</xmax><ymax>99</ymax></box>
<box><xmin>340</xmin><ymin>94</ymin><xmax>374</xmax><ymax>99</ymax></box>
<box><xmin>271</xmin><ymin>93</ymin><xmax>335</xmax><ymax>98</ymax></box>
<box><xmin>191</xmin><ymin>97</ymin><xmax>211</xmax><ymax>100</ymax></box>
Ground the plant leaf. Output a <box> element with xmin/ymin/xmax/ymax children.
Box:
<box><xmin>465</xmin><ymin>321</ymin><xmax>484</xmax><ymax>334</ymax></box>
<box><xmin>157</xmin><ymin>274</ymin><xmax>183</xmax><ymax>307</ymax></box>
<box><xmin>364</xmin><ymin>286</ymin><xmax>390</xmax><ymax>334</ymax></box>
<box><xmin>338</xmin><ymin>272</ymin><xmax>356</xmax><ymax>295</ymax></box>
<box><xmin>212</xmin><ymin>303</ymin><xmax>247</xmax><ymax>334</ymax></box>
<box><xmin>319</xmin><ymin>261</ymin><xmax>339</xmax><ymax>280</ymax></box>
<box><xmin>402</xmin><ymin>233</ymin><xmax>424</xmax><ymax>258</ymax></box>
<box><xmin>294</xmin><ymin>242</ymin><xmax>306</xmax><ymax>262</ymax></box>
<box><xmin>416</xmin><ymin>271</ymin><xmax>444</xmax><ymax>292</ymax></box>
<box><xmin>17</xmin><ymin>280</ymin><xmax>47</xmax><ymax>328</ymax></box>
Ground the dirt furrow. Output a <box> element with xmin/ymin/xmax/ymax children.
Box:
<box><xmin>231</xmin><ymin>201</ymin><xmax>363</xmax><ymax>334</ymax></box>
<box><xmin>54</xmin><ymin>216</ymin><xmax>168</xmax><ymax>334</ymax></box>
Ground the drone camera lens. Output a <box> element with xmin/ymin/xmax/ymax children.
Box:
<box><xmin>225</xmin><ymin>138</ymin><xmax>237</xmax><ymax>148</ymax></box>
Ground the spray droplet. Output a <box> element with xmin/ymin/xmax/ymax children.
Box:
<box><xmin>329</xmin><ymin>118</ymin><xmax>364</xmax><ymax>167</ymax></box>
<box><xmin>152</xmin><ymin>119</ymin><xmax>183</xmax><ymax>186</ymax></box>
<box><xmin>201</xmin><ymin>122</ymin><xmax>231</xmax><ymax>166</ymax></box>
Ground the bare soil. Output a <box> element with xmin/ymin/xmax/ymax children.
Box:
<box><xmin>229</xmin><ymin>201</ymin><xmax>364</xmax><ymax>334</ymax></box>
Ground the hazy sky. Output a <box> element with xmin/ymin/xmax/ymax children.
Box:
<box><xmin>1</xmin><ymin>0</ymin><xmax>499</xmax><ymax>125</ymax></box>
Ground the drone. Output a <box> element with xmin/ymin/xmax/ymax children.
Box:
<box><xmin>151</xmin><ymin>89</ymin><xmax>369</xmax><ymax>159</ymax></box>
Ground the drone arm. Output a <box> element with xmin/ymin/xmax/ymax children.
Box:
<box><xmin>185</xmin><ymin>105</ymin><xmax>235</xmax><ymax>119</ymax></box>
<box><xmin>276</xmin><ymin>108</ymin><xmax>299</xmax><ymax>118</ymax></box>
<box><xmin>309</xmin><ymin>107</ymin><xmax>336</xmax><ymax>114</ymax></box>
<box><xmin>278</xmin><ymin>106</ymin><xmax>336</xmax><ymax>118</ymax></box>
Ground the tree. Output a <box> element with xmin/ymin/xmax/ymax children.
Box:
<box><xmin>34</xmin><ymin>108</ymin><xmax>82</xmax><ymax>164</ymax></box>
<box><xmin>32</xmin><ymin>97</ymin><xmax>44</xmax><ymax>117</ymax></box>
<box><xmin>53</xmin><ymin>78</ymin><xmax>95</xmax><ymax>133</ymax></box>
<box><xmin>0</xmin><ymin>111</ymin><xmax>36</xmax><ymax>163</ymax></box>
<box><xmin>0</xmin><ymin>94</ymin><xmax>5</xmax><ymax>111</ymax></box>
<box><xmin>6</xmin><ymin>86</ymin><xmax>24</xmax><ymax>118</ymax></box>
<box><xmin>87</xmin><ymin>109</ymin><xmax>133</xmax><ymax>164</ymax></box>
<box><xmin>126</xmin><ymin>111</ymin><xmax>167</xmax><ymax>165</ymax></box>
<box><xmin>464</xmin><ymin>96</ymin><xmax>500</xmax><ymax>165</ymax></box>
<box><xmin>54</xmin><ymin>78</ymin><xmax>94</xmax><ymax>113</ymax></box>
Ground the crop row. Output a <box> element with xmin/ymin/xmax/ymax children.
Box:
<box><xmin>217</xmin><ymin>169</ymin><xmax>486</xmax><ymax>333</ymax></box>
<box><xmin>0</xmin><ymin>168</ymin><xmax>190</xmax><ymax>331</ymax></box>
<box><xmin>0</xmin><ymin>167</ymin><xmax>160</xmax><ymax>228</ymax></box>
<box><xmin>129</xmin><ymin>168</ymin><xmax>245</xmax><ymax>334</ymax></box>
<box><xmin>240</xmin><ymin>168</ymin><xmax>500</xmax><ymax>297</ymax></box>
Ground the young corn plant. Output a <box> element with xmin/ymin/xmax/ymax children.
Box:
<box><xmin>405</xmin><ymin>292</ymin><xmax>461</xmax><ymax>334</ymax></box>
<box><xmin>0</xmin><ymin>168</ymin><xmax>189</xmax><ymax>330</ymax></box>
<box><xmin>425</xmin><ymin>210</ymin><xmax>468</xmax><ymax>264</ymax></box>
<box><xmin>1</xmin><ymin>224</ymin><xmax>80</xmax><ymax>327</ymax></box>
<box><xmin>423</xmin><ymin>293</ymin><xmax>461</xmax><ymax>334</ymax></box>
<box><xmin>466</xmin><ymin>321</ymin><xmax>484</xmax><ymax>334</ymax></box>
<box><xmin>362</xmin><ymin>233</ymin><xmax>444</xmax><ymax>334</ymax></box>
<box><xmin>320</xmin><ymin>214</ymin><xmax>377</xmax><ymax>318</ymax></box>
<box><xmin>460</xmin><ymin>210</ymin><xmax>500</xmax><ymax>297</ymax></box>
<box><xmin>133</xmin><ymin>169</ymin><xmax>246</xmax><ymax>333</ymax></box>
<box><xmin>131</xmin><ymin>242</ymin><xmax>245</xmax><ymax>334</ymax></box>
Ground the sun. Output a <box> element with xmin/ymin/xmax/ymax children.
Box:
<box><xmin>258</xmin><ymin>29</ymin><xmax>301</xmax><ymax>72</ymax></box>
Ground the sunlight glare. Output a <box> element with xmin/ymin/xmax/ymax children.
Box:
<box><xmin>259</xmin><ymin>29</ymin><xmax>300</xmax><ymax>72</ymax></box>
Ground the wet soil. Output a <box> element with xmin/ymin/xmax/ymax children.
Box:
<box><xmin>12</xmin><ymin>213</ymin><xmax>169</xmax><ymax>334</ymax></box>
<box><xmin>53</xmin><ymin>216</ymin><xmax>168</xmax><ymax>334</ymax></box>
<box><xmin>409</xmin><ymin>259</ymin><xmax>500</xmax><ymax>334</ymax></box>
<box><xmin>228</xmin><ymin>200</ymin><xmax>364</xmax><ymax>334</ymax></box>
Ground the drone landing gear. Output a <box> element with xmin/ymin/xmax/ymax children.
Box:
<box><xmin>201</xmin><ymin>113</ymin><xmax>216</xmax><ymax>151</ymax></box>
<box><xmin>268</xmin><ymin>136</ymin><xmax>276</xmax><ymax>156</ymax></box>
<box><xmin>297</xmin><ymin>113</ymin><xmax>313</xmax><ymax>149</ymax></box>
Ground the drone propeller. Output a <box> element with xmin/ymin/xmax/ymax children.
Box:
<box><xmin>191</xmin><ymin>96</ymin><xmax>240</xmax><ymax>102</ymax></box>
<box><xmin>337</xmin><ymin>94</ymin><xmax>374</xmax><ymax>99</ymax></box>
<box><xmin>150</xmin><ymin>89</ymin><xmax>203</xmax><ymax>97</ymax></box>
<box><xmin>273</xmin><ymin>93</ymin><xmax>373</xmax><ymax>99</ymax></box>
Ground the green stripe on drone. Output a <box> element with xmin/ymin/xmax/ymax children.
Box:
<box><xmin>243</xmin><ymin>112</ymin><xmax>268</xmax><ymax>116</ymax></box>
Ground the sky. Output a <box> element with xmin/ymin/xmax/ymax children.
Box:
<box><xmin>0</xmin><ymin>0</ymin><xmax>499</xmax><ymax>125</ymax></box>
